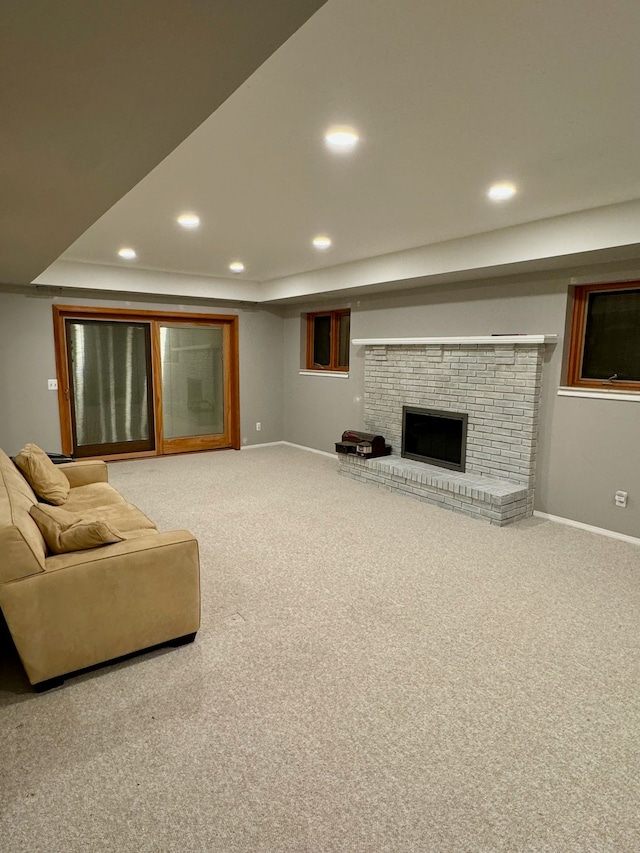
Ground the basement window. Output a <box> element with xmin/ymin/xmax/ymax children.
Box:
<box><xmin>305</xmin><ymin>309</ymin><xmax>350</xmax><ymax>372</ymax></box>
<box><xmin>567</xmin><ymin>282</ymin><xmax>640</xmax><ymax>391</ymax></box>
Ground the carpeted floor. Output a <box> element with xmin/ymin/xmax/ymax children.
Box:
<box><xmin>1</xmin><ymin>445</ymin><xmax>639</xmax><ymax>852</ymax></box>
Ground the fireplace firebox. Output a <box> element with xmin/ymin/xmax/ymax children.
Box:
<box><xmin>402</xmin><ymin>406</ymin><xmax>468</xmax><ymax>472</ymax></box>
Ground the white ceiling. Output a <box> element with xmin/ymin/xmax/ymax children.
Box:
<box><xmin>49</xmin><ymin>0</ymin><xmax>640</xmax><ymax>298</ymax></box>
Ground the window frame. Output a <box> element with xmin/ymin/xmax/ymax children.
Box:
<box><xmin>305</xmin><ymin>308</ymin><xmax>350</xmax><ymax>372</ymax></box>
<box><xmin>567</xmin><ymin>281</ymin><xmax>640</xmax><ymax>392</ymax></box>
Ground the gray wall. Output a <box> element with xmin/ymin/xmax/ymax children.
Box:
<box><xmin>2</xmin><ymin>275</ymin><xmax>638</xmax><ymax>538</ymax></box>
<box><xmin>0</xmin><ymin>290</ymin><xmax>283</xmax><ymax>455</ymax></box>
<box><xmin>282</xmin><ymin>275</ymin><xmax>640</xmax><ymax>538</ymax></box>
<box><xmin>282</xmin><ymin>296</ymin><xmax>365</xmax><ymax>452</ymax></box>
<box><xmin>238</xmin><ymin>306</ymin><xmax>284</xmax><ymax>446</ymax></box>
<box><xmin>0</xmin><ymin>291</ymin><xmax>62</xmax><ymax>454</ymax></box>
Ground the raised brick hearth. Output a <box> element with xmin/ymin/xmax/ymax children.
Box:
<box><xmin>338</xmin><ymin>337</ymin><xmax>552</xmax><ymax>525</ymax></box>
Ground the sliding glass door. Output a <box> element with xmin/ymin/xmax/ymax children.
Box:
<box><xmin>54</xmin><ymin>307</ymin><xmax>240</xmax><ymax>459</ymax></box>
<box><xmin>66</xmin><ymin>319</ymin><xmax>154</xmax><ymax>457</ymax></box>
<box><xmin>157</xmin><ymin>323</ymin><xmax>228</xmax><ymax>454</ymax></box>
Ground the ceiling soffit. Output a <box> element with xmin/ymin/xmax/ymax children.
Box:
<box><xmin>0</xmin><ymin>0</ymin><xmax>327</xmax><ymax>284</ymax></box>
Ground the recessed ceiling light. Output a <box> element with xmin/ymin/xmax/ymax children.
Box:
<box><xmin>324</xmin><ymin>126</ymin><xmax>359</xmax><ymax>151</ymax></box>
<box><xmin>312</xmin><ymin>235</ymin><xmax>332</xmax><ymax>250</ymax></box>
<box><xmin>487</xmin><ymin>182</ymin><xmax>517</xmax><ymax>201</ymax></box>
<box><xmin>177</xmin><ymin>213</ymin><xmax>200</xmax><ymax>229</ymax></box>
<box><xmin>229</xmin><ymin>261</ymin><xmax>245</xmax><ymax>273</ymax></box>
<box><xmin>117</xmin><ymin>247</ymin><xmax>137</xmax><ymax>260</ymax></box>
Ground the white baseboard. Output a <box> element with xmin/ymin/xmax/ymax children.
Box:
<box><xmin>241</xmin><ymin>440</ymin><xmax>336</xmax><ymax>460</ymax></box>
<box><xmin>241</xmin><ymin>441</ymin><xmax>286</xmax><ymax>450</ymax></box>
<box><xmin>533</xmin><ymin>511</ymin><xmax>640</xmax><ymax>547</ymax></box>
<box><xmin>280</xmin><ymin>441</ymin><xmax>336</xmax><ymax>459</ymax></box>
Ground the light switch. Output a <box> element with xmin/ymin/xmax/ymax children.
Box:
<box><xmin>47</xmin><ymin>379</ymin><xmax>58</xmax><ymax>391</ymax></box>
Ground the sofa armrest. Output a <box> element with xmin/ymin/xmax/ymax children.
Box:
<box><xmin>41</xmin><ymin>530</ymin><xmax>195</xmax><ymax>571</ymax></box>
<box><xmin>0</xmin><ymin>530</ymin><xmax>200</xmax><ymax>685</ymax></box>
<box><xmin>56</xmin><ymin>459</ymin><xmax>109</xmax><ymax>487</ymax></box>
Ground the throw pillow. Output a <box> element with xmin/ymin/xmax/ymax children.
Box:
<box><xmin>30</xmin><ymin>503</ymin><xmax>124</xmax><ymax>555</ymax></box>
<box><xmin>14</xmin><ymin>443</ymin><xmax>70</xmax><ymax>505</ymax></box>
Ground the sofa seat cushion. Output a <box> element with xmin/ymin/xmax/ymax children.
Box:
<box><xmin>78</xmin><ymin>503</ymin><xmax>157</xmax><ymax>534</ymax></box>
<box><xmin>14</xmin><ymin>444</ymin><xmax>71</xmax><ymax>505</ymax></box>
<box><xmin>30</xmin><ymin>504</ymin><xmax>124</xmax><ymax>554</ymax></box>
<box><xmin>64</xmin><ymin>482</ymin><xmax>127</xmax><ymax>512</ymax></box>
<box><xmin>61</xmin><ymin>481</ymin><xmax>156</xmax><ymax>534</ymax></box>
<box><xmin>120</xmin><ymin>527</ymin><xmax>160</xmax><ymax>540</ymax></box>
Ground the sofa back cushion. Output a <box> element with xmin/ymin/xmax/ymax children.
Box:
<box><xmin>14</xmin><ymin>444</ymin><xmax>70</xmax><ymax>505</ymax></box>
<box><xmin>0</xmin><ymin>450</ymin><xmax>46</xmax><ymax>583</ymax></box>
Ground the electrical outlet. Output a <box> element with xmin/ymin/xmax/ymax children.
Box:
<box><xmin>47</xmin><ymin>379</ymin><xmax>58</xmax><ymax>391</ymax></box>
<box><xmin>256</xmin><ymin>422</ymin><xmax>261</xmax><ymax>431</ymax></box>
<box><xmin>614</xmin><ymin>490</ymin><xmax>628</xmax><ymax>507</ymax></box>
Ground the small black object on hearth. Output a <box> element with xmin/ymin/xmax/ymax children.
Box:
<box><xmin>335</xmin><ymin>430</ymin><xmax>392</xmax><ymax>459</ymax></box>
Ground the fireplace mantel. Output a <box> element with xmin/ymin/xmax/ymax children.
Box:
<box><xmin>352</xmin><ymin>335</ymin><xmax>557</xmax><ymax>346</ymax></box>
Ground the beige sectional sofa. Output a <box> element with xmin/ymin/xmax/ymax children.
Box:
<box><xmin>0</xmin><ymin>447</ymin><xmax>200</xmax><ymax>691</ymax></box>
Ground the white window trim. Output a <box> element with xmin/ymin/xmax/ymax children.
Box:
<box><xmin>298</xmin><ymin>370</ymin><xmax>349</xmax><ymax>379</ymax></box>
<box><xmin>557</xmin><ymin>387</ymin><xmax>640</xmax><ymax>402</ymax></box>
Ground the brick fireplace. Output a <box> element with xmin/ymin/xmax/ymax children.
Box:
<box><xmin>338</xmin><ymin>335</ymin><xmax>555</xmax><ymax>525</ymax></box>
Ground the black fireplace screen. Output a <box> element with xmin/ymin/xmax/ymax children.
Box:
<box><xmin>402</xmin><ymin>406</ymin><xmax>468</xmax><ymax>472</ymax></box>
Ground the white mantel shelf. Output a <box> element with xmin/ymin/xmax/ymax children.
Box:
<box><xmin>352</xmin><ymin>335</ymin><xmax>557</xmax><ymax>346</ymax></box>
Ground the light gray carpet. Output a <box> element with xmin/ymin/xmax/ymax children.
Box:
<box><xmin>1</xmin><ymin>445</ymin><xmax>639</xmax><ymax>852</ymax></box>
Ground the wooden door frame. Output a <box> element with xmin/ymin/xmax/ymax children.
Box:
<box><xmin>53</xmin><ymin>305</ymin><xmax>241</xmax><ymax>459</ymax></box>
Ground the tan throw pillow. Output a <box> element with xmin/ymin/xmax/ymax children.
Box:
<box><xmin>14</xmin><ymin>443</ymin><xmax>71</xmax><ymax>505</ymax></box>
<box><xmin>30</xmin><ymin>503</ymin><xmax>124</xmax><ymax>555</ymax></box>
